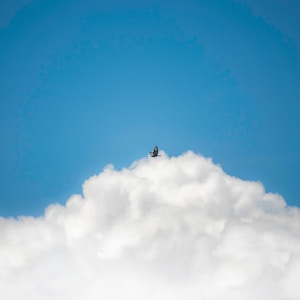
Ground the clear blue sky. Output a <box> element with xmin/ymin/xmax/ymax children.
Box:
<box><xmin>1</xmin><ymin>0</ymin><xmax>299</xmax><ymax>217</ymax></box>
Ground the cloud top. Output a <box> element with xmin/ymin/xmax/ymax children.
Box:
<box><xmin>1</xmin><ymin>151</ymin><xmax>300</xmax><ymax>299</ymax></box>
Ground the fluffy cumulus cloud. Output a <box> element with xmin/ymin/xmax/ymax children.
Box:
<box><xmin>1</xmin><ymin>151</ymin><xmax>300</xmax><ymax>300</ymax></box>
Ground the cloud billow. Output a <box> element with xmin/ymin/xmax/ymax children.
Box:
<box><xmin>1</xmin><ymin>151</ymin><xmax>300</xmax><ymax>299</ymax></box>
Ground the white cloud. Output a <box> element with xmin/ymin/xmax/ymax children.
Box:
<box><xmin>1</xmin><ymin>151</ymin><xmax>300</xmax><ymax>300</ymax></box>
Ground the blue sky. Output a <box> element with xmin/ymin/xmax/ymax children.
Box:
<box><xmin>1</xmin><ymin>0</ymin><xmax>299</xmax><ymax>217</ymax></box>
